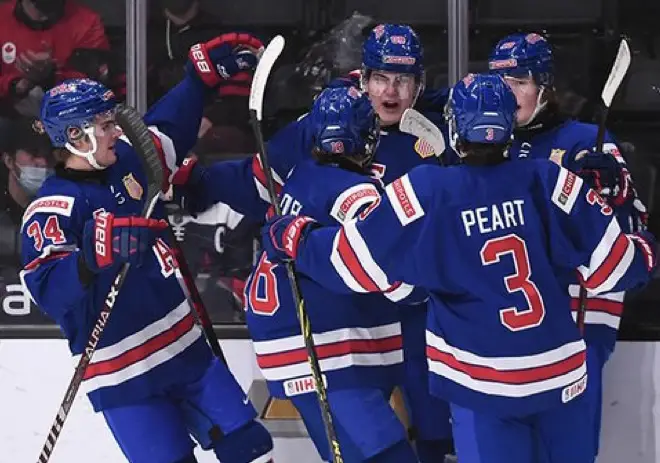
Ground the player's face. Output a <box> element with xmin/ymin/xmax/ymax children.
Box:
<box><xmin>503</xmin><ymin>75</ymin><xmax>539</xmax><ymax>125</ymax></box>
<box><xmin>71</xmin><ymin>113</ymin><xmax>122</xmax><ymax>168</ymax></box>
<box><xmin>366</xmin><ymin>71</ymin><xmax>417</xmax><ymax>126</ymax></box>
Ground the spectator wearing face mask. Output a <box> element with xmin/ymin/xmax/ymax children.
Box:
<box><xmin>0</xmin><ymin>0</ymin><xmax>115</xmax><ymax>120</ymax></box>
<box><xmin>1</xmin><ymin>117</ymin><xmax>53</xmax><ymax>222</ymax></box>
<box><xmin>0</xmin><ymin>117</ymin><xmax>52</xmax><ymax>267</ymax></box>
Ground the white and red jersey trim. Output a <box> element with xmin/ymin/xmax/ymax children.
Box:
<box><xmin>330</xmin><ymin>221</ymin><xmax>392</xmax><ymax>293</ymax></box>
<box><xmin>578</xmin><ymin>218</ymin><xmax>637</xmax><ymax>295</ymax></box>
<box><xmin>425</xmin><ymin>330</ymin><xmax>586</xmax><ymax>398</ymax></box>
<box><xmin>329</xmin><ymin>183</ymin><xmax>380</xmax><ymax>223</ymax></box>
<box><xmin>21</xmin><ymin>195</ymin><xmax>75</xmax><ymax>229</ymax></box>
<box><xmin>252</xmin><ymin>322</ymin><xmax>403</xmax><ymax>381</ymax></box>
<box><xmin>147</xmin><ymin>126</ymin><xmax>178</xmax><ymax>184</ymax></box>
<box><xmin>78</xmin><ymin>301</ymin><xmax>202</xmax><ymax>393</ymax></box>
<box><xmin>385</xmin><ymin>174</ymin><xmax>425</xmax><ymax>226</ymax></box>
<box><xmin>252</xmin><ymin>153</ymin><xmax>284</xmax><ymax>203</ymax></box>
<box><xmin>568</xmin><ymin>284</ymin><xmax>624</xmax><ymax>330</ymax></box>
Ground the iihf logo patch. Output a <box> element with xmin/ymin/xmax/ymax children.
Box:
<box><xmin>122</xmin><ymin>173</ymin><xmax>143</xmax><ymax>200</ymax></box>
<box><xmin>414</xmin><ymin>138</ymin><xmax>435</xmax><ymax>158</ymax></box>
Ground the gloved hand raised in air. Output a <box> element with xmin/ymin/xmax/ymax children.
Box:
<box><xmin>81</xmin><ymin>211</ymin><xmax>169</xmax><ymax>272</ymax></box>
<box><xmin>187</xmin><ymin>32</ymin><xmax>264</xmax><ymax>89</ymax></box>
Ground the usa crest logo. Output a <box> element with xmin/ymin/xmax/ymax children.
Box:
<box><xmin>122</xmin><ymin>173</ymin><xmax>143</xmax><ymax>200</ymax></box>
<box><xmin>414</xmin><ymin>138</ymin><xmax>435</xmax><ymax>158</ymax></box>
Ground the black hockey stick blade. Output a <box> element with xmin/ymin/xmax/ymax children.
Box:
<box><xmin>116</xmin><ymin>104</ymin><xmax>163</xmax><ymax>214</ymax></box>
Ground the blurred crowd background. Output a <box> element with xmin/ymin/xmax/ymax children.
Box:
<box><xmin>1</xmin><ymin>0</ymin><xmax>659</xmax><ymax>338</ymax></box>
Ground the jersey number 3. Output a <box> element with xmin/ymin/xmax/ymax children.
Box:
<box><xmin>480</xmin><ymin>234</ymin><xmax>545</xmax><ymax>331</ymax></box>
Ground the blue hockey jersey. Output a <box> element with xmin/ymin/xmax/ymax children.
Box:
<box><xmin>509</xmin><ymin>119</ymin><xmax>637</xmax><ymax>350</ymax></box>
<box><xmin>192</xmin><ymin>108</ymin><xmax>450</xmax><ymax>221</ymax></box>
<box><xmin>291</xmin><ymin>160</ymin><xmax>655</xmax><ymax>417</ymax></box>
<box><xmin>20</xmin><ymin>77</ymin><xmax>212</xmax><ymax>412</ymax></box>
<box><xmin>246</xmin><ymin>159</ymin><xmax>425</xmax><ymax>398</ymax></box>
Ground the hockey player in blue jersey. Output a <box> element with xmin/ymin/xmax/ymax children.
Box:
<box><xmin>260</xmin><ymin>73</ymin><xmax>658</xmax><ymax>463</ymax></box>
<box><xmin>20</xmin><ymin>34</ymin><xmax>275</xmax><ymax>463</ymax></box>
<box><xmin>173</xmin><ymin>23</ymin><xmax>454</xmax><ymax>461</ymax></box>
<box><xmin>488</xmin><ymin>32</ymin><xmax>648</xmax><ymax>460</ymax></box>
<box><xmin>246</xmin><ymin>85</ymin><xmax>422</xmax><ymax>463</ymax></box>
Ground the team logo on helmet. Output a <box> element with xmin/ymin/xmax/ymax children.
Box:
<box><xmin>49</xmin><ymin>82</ymin><xmax>78</xmax><ymax>97</ymax></box>
<box><xmin>373</xmin><ymin>24</ymin><xmax>386</xmax><ymax>40</ymax></box>
<box><xmin>383</xmin><ymin>56</ymin><xmax>416</xmax><ymax>65</ymax></box>
<box><xmin>489</xmin><ymin>58</ymin><xmax>518</xmax><ymax>70</ymax></box>
<box><xmin>414</xmin><ymin>138</ymin><xmax>435</xmax><ymax>158</ymax></box>
<box><xmin>499</xmin><ymin>41</ymin><xmax>517</xmax><ymax>50</ymax></box>
<box><xmin>2</xmin><ymin>42</ymin><xmax>16</xmax><ymax>64</ymax></box>
<box><xmin>485</xmin><ymin>128</ymin><xmax>495</xmax><ymax>141</ymax></box>
<box><xmin>122</xmin><ymin>173</ymin><xmax>143</xmax><ymax>200</ymax></box>
<box><xmin>525</xmin><ymin>33</ymin><xmax>545</xmax><ymax>44</ymax></box>
<box><xmin>390</xmin><ymin>35</ymin><xmax>407</xmax><ymax>45</ymax></box>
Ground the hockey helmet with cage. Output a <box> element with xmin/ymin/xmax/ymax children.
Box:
<box><xmin>39</xmin><ymin>78</ymin><xmax>117</xmax><ymax>170</ymax></box>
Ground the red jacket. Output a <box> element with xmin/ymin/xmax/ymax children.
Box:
<box><xmin>0</xmin><ymin>0</ymin><xmax>109</xmax><ymax>99</ymax></box>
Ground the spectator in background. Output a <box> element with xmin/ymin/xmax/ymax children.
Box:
<box><xmin>0</xmin><ymin>117</ymin><xmax>53</xmax><ymax>268</ymax></box>
<box><xmin>149</xmin><ymin>0</ymin><xmax>257</xmax><ymax>153</ymax></box>
<box><xmin>0</xmin><ymin>0</ymin><xmax>120</xmax><ymax>121</ymax></box>
<box><xmin>1</xmin><ymin>117</ymin><xmax>54</xmax><ymax>221</ymax></box>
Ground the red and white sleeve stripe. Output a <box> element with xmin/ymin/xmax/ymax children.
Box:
<box><xmin>252</xmin><ymin>153</ymin><xmax>284</xmax><ymax>203</ymax></box>
<box><xmin>329</xmin><ymin>221</ymin><xmax>393</xmax><ymax>294</ymax></box>
<box><xmin>578</xmin><ymin>218</ymin><xmax>636</xmax><ymax>294</ymax></box>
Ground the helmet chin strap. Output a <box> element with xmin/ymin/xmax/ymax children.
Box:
<box><xmin>448</xmin><ymin>116</ymin><xmax>468</xmax><ymax>158</ymax></box>
<box><xmin>518</xmin><ymin>86</ymin><xmax>548</xmax><ymax>127</ymax></box>
<box><xmin>65</xmin><ymin>126</ymin><xmax>105</xmax><ymax>170</ymax></box>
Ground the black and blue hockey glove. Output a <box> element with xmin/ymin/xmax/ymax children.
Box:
<box><xmin>81</xmin><ymin>211</ymin><xmax>168</xmax><ymax>272</ymax></box>
<box><xmin>261</xmin><ymin>215</ymin><xmax>318</xmax><ymax>263</ymax></box>
<box><xmin>186</xmin><ymin>32</ymin><xmax>264</xmax><ymax>90</ymax></box>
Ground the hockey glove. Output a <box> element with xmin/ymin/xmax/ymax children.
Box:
<box><xmin>187</xmin><ymin>33</ymin><xmax>264</xmax><ymax>89</ymax></box>
<box><xmin>575</xmin><ymin>149</ymin><xmax>635</xmax><ymax>208</ymax></box>
<box><xmin>261</xmin><ymin>215</ymin><xmax>318</xmax><ymax>263</ymax></box>
<box><xmin>575</xmin><ymin>148</ymin><xmax>648</xmax><ymax>231</ymax></box>
<box><xmin>170</xmin><ymin>156</ymin><xmax>209</xmax><ymax>217</ymax></box>
<box><xmin>81</xmin><ymin>211</ymin><xmax>169</xmax><ymax>272</ymax></box>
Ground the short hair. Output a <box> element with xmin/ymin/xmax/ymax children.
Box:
<box><xmin>4</xmin><ymin>118</ymin><xmax>52</xmax><ymax>159</ymax></box>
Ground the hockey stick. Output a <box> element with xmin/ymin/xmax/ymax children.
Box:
<box><xmin>248</xmin><ymin>35</ymin><xmax>344</xmax><ymax>463</ymax></box>
<box><xmin>166</xmin><ymin>227</ymin><xmax>227</xmax><ymax>362</ymax></box>
<box><xmin>36</xmin><ymin>105</ymin><xmax>163</xmax><ymax>463</ymax></box>
<box><xmin>577</xmin><ymin>39</ymin><xmax>632</xmax><ymax>332</ymax></box>
<box><xmin>399</xmin><ymin>108</ymin><xmax>446</xmax><ymax>156</ymax></box>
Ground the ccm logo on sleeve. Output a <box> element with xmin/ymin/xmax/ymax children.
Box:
<box><xmin>385</xmin><ymin>175</ymin><xmax>425</xmax><ymax>225</ymax></box>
